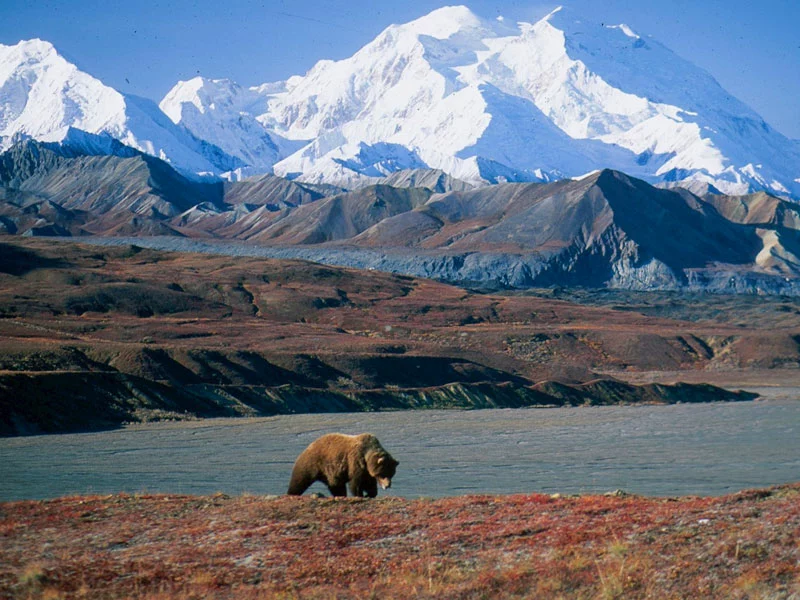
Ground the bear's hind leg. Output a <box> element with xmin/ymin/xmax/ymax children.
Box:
<box><xmin>287</xmin><ymin>469</ymin><xmax>314</xmax><ymax>496</ymax></box>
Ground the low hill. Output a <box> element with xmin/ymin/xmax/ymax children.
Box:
<box><xmin>0</xmin><ymin>238</ymin><xmax>779</xmax><ymax>435</ymax></box>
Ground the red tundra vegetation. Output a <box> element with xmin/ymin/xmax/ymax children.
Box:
<box><xmin>1</xmin><ymin>484</ymin><xmax>798</xmax><ymax>599</ymax></box>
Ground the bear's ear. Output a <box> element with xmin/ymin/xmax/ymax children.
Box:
<box><xmin>377</xmin><ymin>456</ymin><xmax>385</xmax><ymax>464</ymax></box>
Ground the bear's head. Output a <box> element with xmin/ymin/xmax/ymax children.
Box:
<box><xmin>367</xmin><ymin>452</ymin><xmax>399</xmax><ymax>490</ymax></box>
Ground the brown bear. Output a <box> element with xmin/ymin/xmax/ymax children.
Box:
<box><xmin>287</xmin><ymin>433</ymin><xmax>398</xmax><ymax>497</ymax></box>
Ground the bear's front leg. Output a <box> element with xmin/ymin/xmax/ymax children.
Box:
<box><xmin>327</xmin><ymin>481</ymin><xmax>348</xmax><ymax>497</ymax></box>
<box><xmin>351</xmin><ymin>477</ymin><xmax>377</xmax><ymax>497</ymax></box>
<box><xmin>363</xmin><ymin>478</ymin><xmax>378</xmax><ymax>498</ymax></box>
<box><xmin>348</xmin><ymin>479</ymin><xmax>364</xmax><ymax>497</ymax></box>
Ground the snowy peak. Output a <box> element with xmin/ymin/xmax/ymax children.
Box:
<box><xmin>2</xmin><ymin>38</ymin><xmax>56</xmax><ymax>61</ymax></box>
<box><xmin>159</xmin><ymin>76</ymin><xmax>300</xmax><ymax>176</ymax></box>
<box><xmin>536</xmin><ymin>6</ymin><xmax>800</xmax><ymax>196</ymax></box>
<box><xmin>401</xmin><ymin>5</ymin><xmax>485</xmax><ymax>38</ymax></box>
<box><xmin>0</xmin><ymin>38</ymin><xmax>126</xmax><ymax>144</ymax></box>
<box><xmin>259</xmin><ymin>4</ymin><xmax>799</xmax><ymax>195</ymax></box>
<box><xmin>160</xmin><ymin>77</ymin><xmax>246</xmax><ymax>122</ymax></box>
<box><xmin>1</xmin><ymin>5</ymin><xmax>797</xmax><ymax>199</ymax></box>
<box><xmin>159</xmin><ymin>76</ymin><xmax>272</xmax><ymax>125</ymax></box>
<box><xmin>263</xmin><ymin>6</ymin><xmax>642</xmax><ymax>186</ymax></box>
<box><xmin>0</xmin><ymin>39</ymin><xmax>241</xmax><ymax>178</ymax></box>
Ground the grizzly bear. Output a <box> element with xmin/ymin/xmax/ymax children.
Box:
<box><xmin>287</xmin><ymin>433</ymin><xmax>399</xmax><ymax>497</ymax></box>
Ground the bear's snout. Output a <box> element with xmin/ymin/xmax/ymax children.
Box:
<box><xmin>377</xmin><ymin>477</ymin><xmax>392</xmax><ymax>490</ymax></box>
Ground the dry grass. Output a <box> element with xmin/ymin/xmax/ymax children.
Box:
<box><xmin>1</xmin><ymin>485</ymin><xmax>798</xmax><ymax>599</ymax></box>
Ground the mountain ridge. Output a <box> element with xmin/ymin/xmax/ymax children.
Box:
<box><xmin>3</xmin><ymin>138</ymin><xmax>800</xmax><ymax>294</ymax></box>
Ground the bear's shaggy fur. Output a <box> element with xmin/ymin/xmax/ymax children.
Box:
<box><xmin>287</xmin><ymin>433</ymin><xmax>399</xmax><ymax>497</ymax></box>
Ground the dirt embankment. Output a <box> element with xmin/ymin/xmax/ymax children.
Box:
<box><xmin>0</xmin><ymin>364</ymin><xmax>756</xmax><ymax>436</ymax></box>
<box><xmin>1</xmin><ymin>484</ymin><xmax>798</xmax><ymax>599</ymax></box>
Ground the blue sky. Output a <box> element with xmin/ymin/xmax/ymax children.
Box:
<box><xmin>2</xmin><ymin>0</ymin><xmax>798</xmax><ymax>138</ymax></box>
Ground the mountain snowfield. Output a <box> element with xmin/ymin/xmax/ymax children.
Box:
<box><xmin>159</xmin><ymin>77</ymin><xmax>303</xmax><ymax>177</ymax></box>
<box><xmin>2</xmin><ymin>6</ymin><xmax>799</xmax><ymax>197</ymax></box>
<box><xmin>0</xmin><ymin>39</ymin><xmax>240</xmax><ymax>177</ymax></box>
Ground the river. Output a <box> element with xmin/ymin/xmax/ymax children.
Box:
<box><xmin>1</xmin><ymin>397</ymin><xmax>798</xmax><ymax>501</ymax></box>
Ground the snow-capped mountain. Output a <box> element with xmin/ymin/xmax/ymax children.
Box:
<box><xmin>159</xmin><ymin>77</ymin><xmax>303</xmax><ymax>178</ymax></box>
<box><xmin>160</xmin><ymin>5</ymin><xmax>800</xmax><ymax>196</ymax></box>
<box><xmin>0</xmin><ymin>39</ymin><xmax>240</xmax><ymax>177</ymax></box>
<box><xmin>3</xmin><ymin>6</ymin><xmax>798</xmax><ymax>197</ymax></box>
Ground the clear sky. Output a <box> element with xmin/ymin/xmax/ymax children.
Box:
<box><xmin>2</xmin><ymin>0</ymin><xmax>798</xmax><ymax>138</ymax></box>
